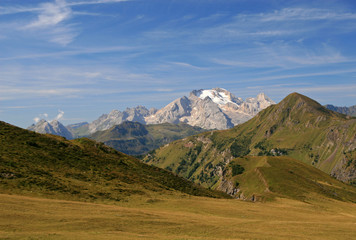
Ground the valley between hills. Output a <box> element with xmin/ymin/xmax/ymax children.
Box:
<box><xmin>1</xmin><ymin>91</ymin><xmax>356</xmax><ymax>239</ymax></box>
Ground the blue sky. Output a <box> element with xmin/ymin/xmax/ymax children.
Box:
<box><xmin>1</xmin><ymin>0</ymin><xmax>356</xmax><ymax>128</ymax></box>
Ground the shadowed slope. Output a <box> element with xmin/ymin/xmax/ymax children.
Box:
<box><xmin>0</xmin><ymin>121</ymin><xmax>229</xmax><ymax>201</ymax></box>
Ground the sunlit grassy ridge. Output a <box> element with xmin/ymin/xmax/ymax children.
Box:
<box><xmin>0</xmin><ymin>121</ymin><xmax>229</xmax><ymax>201</ymax></box>
<box><xmin>144</xmin><ymin>93</ymin><xmax>356</xmax><ymax>198</ymax></box>
<box><xmin>225</xmin><ymin>156</ymin><xmax>356</xmax><ymax>202</ymax></box>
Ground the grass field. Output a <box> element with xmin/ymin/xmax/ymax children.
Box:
<box><xmin>1</xmin><ymin>193</ymin><xmax>355</xmax><ymax>240</ymax></box>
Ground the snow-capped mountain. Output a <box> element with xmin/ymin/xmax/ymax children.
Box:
<box><xmin>28</xmin><ymin>119</ymin><xmax>74</xmax><ymax>140</ymax></box>
<box><xmin>28</xmin><ymin>88</ymin><xmax>275</xmax><ymax>137</ymax></box>
<box><xmin>89</xmin><ymin>88</ymin><xmax>275</xmax><ymax>131</ymax></box>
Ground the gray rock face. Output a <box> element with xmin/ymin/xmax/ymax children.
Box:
<box><xmin>145</xmin><ymin>96</ymin><xmax>192</xmax><ymax>124</ymax></box>
<box><xmin>88</xmin><ymin>106</ymin><xmax>151</xmax><ymax>133</ymax></box>
<box><xmin>28</xmin><ymin>119</ymin><xmax>73</xmax><ymax>140</ymax></box>
<box><xmin>179</xmin><ymin>95</ymin><xmax>234</xmax><ymax>130</ymax></box>
<box><xmin>88</xmin><ymin>88</ymin><xmax>275</xmax><ymax>131</ymax></box>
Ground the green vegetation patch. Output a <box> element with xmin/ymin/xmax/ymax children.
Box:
<box><xmin>230</xmin><ymin>163</ymin><xmax>245</xmax><ymax>176</ymax></box>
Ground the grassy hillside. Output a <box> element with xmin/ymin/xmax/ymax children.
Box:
<box><xmin>89</xmin><ymin>121</ymin><xmax>207</xmax><ymax>156</ymax></box>
<box><xmin>144</xmin><ymin>93</ymin><xmax>356</xmax><ymax>197</ymax></box>
<box><xmin>0</xmin><ymin>121</ymin><xmax>229</xmax><ymax>201</ymax></box>
<box><xmin>1</xmin><ymin>193</ymin><xmax>356</xmax><ymax>240</ymax></box>
<box><xmin>222</xmin><ymin>156</ymin><xmax>356</xmax><ymax>202</ymax></box>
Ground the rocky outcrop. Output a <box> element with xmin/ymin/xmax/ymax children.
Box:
<box><xmin>88</xmin><ymin>106</ymin><xmax>152</xmax><ymax>133</ymax></box>
<box><xmin>145</xmin><ymin>96</ymin><xmax>192</xmax><ymax>124</ymax></box>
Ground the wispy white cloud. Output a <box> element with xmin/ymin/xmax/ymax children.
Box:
<box><xmin>0</xmin><ymin>87</ymin><xmax>81</xmax><ymax>97</ymax></box>
<box><xmin>67</xmin><ymin>0</ymin><xmax>129</xmax><ymax>6</ymax></box>
<box><xmin>139</xmin><ymin>6</ymin><xmax>356</xmax><ymax>73</ymax></box>
<box><xmin>0</xmin><ymin>45</ymin><xmax>138</xmax><ymax>61</ymax></box>
<box><xmin>170</xmin><ymin>61</ymin><xmax>208</xmax><ymax>71</ymax></box>
<box><xmin>199</xmin><ymin>8</ymin><xmax>356</xmax><ymax>44</ymax></box>
<box><xmin>33</xmin><ymin>111</ymin><xmax>66</xmax><ymax>123</ymax></box>
<box><xmin>211</xmin><ymin>42</ymin><xmax>350</xmax><ymax>69</ymax></box>
<box><xmin>33</xmin><ymin>117</ymin><xmax>40</xmax><ymax>123</ymax></box>
<box><xmin>24</xmin><ymin>0</ymin><xmax>72</xmax><ymax>29</ymax></box>
<box><xmin>1</xmin><ymin>0</ymin><xmax>129</xmax><ymax>45</ymax></box>
<box><xmin>0</xmin><ymin>62</ymin><xmax>179</xmax><ymax>103</ymax></box>
<box><xmin>19</xmin><ymin>0</ymin><xmax>76</xmax><ymax>45</ymax></box>
<box><xmin>257</xmin><ymin>8</ymin><xmax>356</xmax><ymax>22</ymax></box>
<box><xmin>231</xmin><ymin>68</ymin><xmax>356</xmax><ymax>84</ymax></box>
<box><xmin>55</xmin><ymin>110</ymin><xmax>65</xmax><ymax>120</ymax></box>
<box><xmin>198</xmin><ymin>13</ymin><xmax>228</xmax><ymax>22</ymax></box>
<box><xmin>33</xmin><ymin>113</ymin><xmax>49</xmax><ymax>123</ymax></box>
<box><xmin>0</xmin><ymin>0</ymin><xmax>129</xmax><ymax>15</ymax></box>
<box><xmin>0</xmin><ymin>6</ymin><xmax>42</xmax><ymax>15</ymax></box>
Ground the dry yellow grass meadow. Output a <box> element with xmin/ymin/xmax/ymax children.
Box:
<box><xmin>1</xmin><ymin>193</ymin><xmax>355</xmax><ymax>240</ymax></box>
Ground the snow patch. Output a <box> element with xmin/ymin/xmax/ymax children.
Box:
<box><xmin>198</xmin><ymin>89</ymin><xmax>233</xmax><ymax>105</ymax></box>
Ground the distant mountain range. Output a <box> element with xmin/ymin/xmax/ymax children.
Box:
<box><xmin>27</xmin><ymin>87</ymin><xmax>274</xmax><ymax>139</ymax></box>
<box><xmin>89</xmin><ymin>88</ymin><xmax>274</xmax><ymax>132</ymax></box>
<box><xmin>325</xmin><ymin>104</ymin><xmax>356</xmax><ymax>117</ymax></box>
<box><xmin>144</xmin><ymin>93</ymin><xmax>356</xmax><ymax>198</ymax></box>
<box><xmin>89</xmin><ymin>121</ymin><xmax>207</xmax><ymax>155</ymax></box>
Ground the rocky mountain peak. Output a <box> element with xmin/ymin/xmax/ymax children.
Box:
<box><xmin>257</xmin><ymin>92</ymin><xmax>270</xmax><ymax>101</ymax></box>
<box><xmin>28</xmin><ymin>119</ymin><xmax>73</xmax><ymax>140</ymax></box>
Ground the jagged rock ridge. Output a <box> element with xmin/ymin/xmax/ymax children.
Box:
<box><xmin>90</xmin><ymin>88</ymin><xmax>275</xmax><ymax>132</ymax></box>
<box><xmin>325</xmin><ymin>104</ymin><xmax>356</xmax><ymax>117</ymax></box>
<box><xmin>27</xmin><ymin>88</ymin><xmax>274</xmax><ymax>136</ymax></box>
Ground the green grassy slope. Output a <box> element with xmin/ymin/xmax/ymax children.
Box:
<box><xmin>0</xmin><ymin>121</ymin><xmax>229</xmax><ymax>201</ymax></box>
<box><xmin>223</xmin><ymin>156</ymin><xmax>356</xmax><ymax>202</ymax></box>
<box><xmin>144</xmin><ymin>93</ymin><xmax>356</xmax><ymax>197</ymax></box>
<box><xmin>89</xmin><ymin>121</ymin><xmax>207</xmax><ymax>155</ymax></box>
